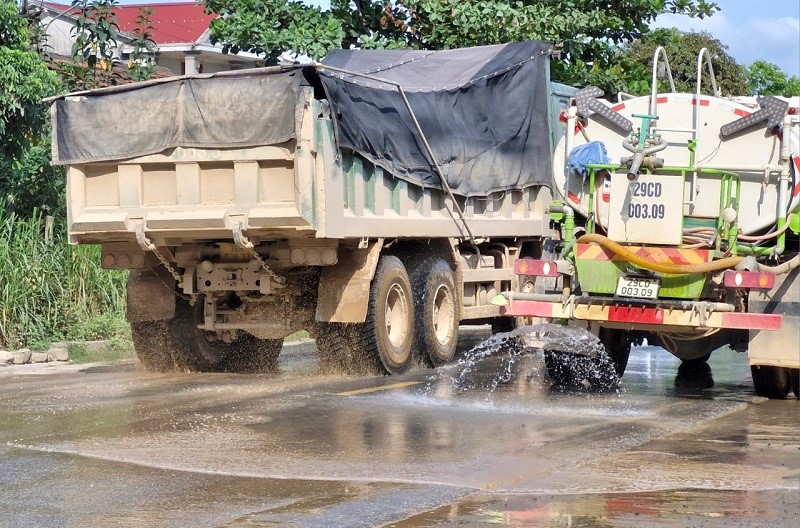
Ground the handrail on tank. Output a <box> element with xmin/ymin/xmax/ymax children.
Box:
<box><xmin>695</xmin><ymin>47</ymin><xmax>721</xmax><ymax>99</ymax></box>
<box><xmin>650</xmin><ymin>46</ymin><xmax>676</xmax><ymax>116</ymax></box>
<box><xmin>686</xmin><ymin>48</ymin><xmax>721</xmax><ymax>208</ymax></box>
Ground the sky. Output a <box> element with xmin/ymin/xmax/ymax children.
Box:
<box><xmin>107</xmin><ymin>0</ymin><xmax>799</xmax><ymax>76</ymax></box>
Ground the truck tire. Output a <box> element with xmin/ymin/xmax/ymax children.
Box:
<box><xmin>599</xmin><ymin>328</ymin><xmax>632</xmax><ymax>378</ymax></box>
<box><xmin>130</xmin><ymin>320</ymin><xmax>177</xmax><ymax>372</ymax></box>
<box><xmin>169</xmin><ymin>297</ymin><xmax>281</xmax><ymax>373</ymax></box>
<box><xmin>790</xmin><ymin>369</ymin><xmax>799</xmax><ymax>399</ymax></box>
<box><xmin>315</xmin><ymin>256</ymin><xmax>415</xmax><ymax>376</ymax></box>
<box><xmin>315</xmin><ymin>322</ymin><xmax>382</xmax><ymax>375</ymax></box>
<box><xmin>223</xmin><ymin>338</ymin><xmax>283</xmax><ymax>373</ymax></box>
<box><xmin>367</xmin><ymin>255</ymin><xmax>415</xmax><ymax>374</ymax></box>
<box><xmin>490</xmin><ymin>317</ymin><xmax>516</xmax><ymax>334</ymax></box>
<box><xmin>751</xmin><ymin>365</ymin><xmax>791</xmax><ymax>399</ymax></box>
<box><xmin>411</xmin><ymin>259</ymin><xmax>458</xmax><ymax>367</ymax></box>
<box><xmin>543</xmin><ymin>350</ymin><xmax>620</xmax><ymax>392</ymax></box>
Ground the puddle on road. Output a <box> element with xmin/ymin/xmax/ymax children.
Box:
<box><xmin>388</xmin><ymin>488</ymin><xmax>795</xmax><ymax>528</ymax></box>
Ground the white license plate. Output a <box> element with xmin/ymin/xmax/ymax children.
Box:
<box><xmin>615</xmin><ymin>276</ymin><xmax>660</xmax><ymax>299</ymax></box>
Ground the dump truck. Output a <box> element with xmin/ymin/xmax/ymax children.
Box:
<box><xmin>495</xmin><ymin>48</ymin><xmax>800</xmax><ymax>399</ymax></box>
<box><xmin>50</xmin><ymin>42</ymin><xmax>573</xmax><ymax>375</ymax></box>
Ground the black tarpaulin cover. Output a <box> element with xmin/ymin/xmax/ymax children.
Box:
<box><xmin>318</xmin><ymin>41</ymin><xmax>553</xmax><ymax>196</ymax></box>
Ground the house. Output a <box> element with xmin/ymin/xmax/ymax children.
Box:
<box><xmin>36</xmin><ymin>1</ymin><xmax>261</xmax><ymax>75</ymax></box>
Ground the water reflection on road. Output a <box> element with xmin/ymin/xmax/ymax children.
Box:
<box><xmin>0</xmin><ymin>329</ymin><xmax>797</xmax><ymax>527</ymax></box>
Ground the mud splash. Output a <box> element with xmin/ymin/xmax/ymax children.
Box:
<box><xmin>425</xmin><ymin>324</ymin><xmax>621</xmax><ymax>395</ymax></box>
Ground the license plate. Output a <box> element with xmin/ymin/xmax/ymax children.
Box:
<box><xmin>219</xmin><ymin>243</ymin><xmax>252</xmax><ymax>261</ymax></box>
<box><xmin>615</xmin><ymin>275</ymin><xmax>660</xmax><ymax>299</ymax></box>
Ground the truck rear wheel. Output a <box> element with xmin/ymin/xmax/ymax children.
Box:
<box><xmin>368</xmin><ymin>256</ymin><xmax>415</xmax><ymax>374</ymax></box>
<box><xmin>543</xmin><ymin>350</ymin><xmax>620</xmax><ymax>392</ymax></box>
<box><xmin>315</xmin><ymin>256</ymin><xmax>414</xmax><ymax>376</ymax></box>
<box><xmin>411</xmin><ymin>259</ymin><xmax>458</xmax><ymax>367</ymax></box>
<box><xmin>315</xmin><ymin>322</ymin><xmax>381</xmax><ymax>375</ymax></box>
<box><xmin>170</xmin><ymin>297</ymin><xmax>282</xmax><ymax>373</ymax></box>
<box><xmin>599</xmin><ymin>328</ymin><xmax>632</xmax><ymax>378</ymax></box>
<box><xmin>751</xmin><ymin>365</ymin><xmax>792</xmax><ymax>399</ymax></box>
<box><xmin>790</xmin><ymin>369</ymin><xmax>800</xmax><ymax>399</ymax></box>
<box><xmin>130</xmin><ymin>320</ymin><xmax>177</xmax><ymax>372</ymax></box>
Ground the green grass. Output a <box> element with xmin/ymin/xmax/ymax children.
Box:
<box><xmin>66</xmin><ymin>341</ymin><xmax>136</xmax><ymax>364</ymax></box>
<box><xmin>0</xmin><ymin>208</ymin><xmax>128</xmax><ymax>349</ymax></box>
<box><xmin>285</xmin><ymin>330</ymin><xmax>310</xmax><ymax>342</ymax></box>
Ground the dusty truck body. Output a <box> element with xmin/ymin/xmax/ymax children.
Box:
<box><xmin>50</xmin><ymin>42</ymin><xmax>569</xmax><ymax>374</ymax></box>
<box><xmin>497</xmin><ymin>48</ymin><xmax>800</xmax><ymax>398</ymax></box>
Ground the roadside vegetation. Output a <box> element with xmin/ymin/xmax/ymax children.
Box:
<box><xmin>0</xmin><ymin>206</ymin><xmax>129</xmax><ymax>350</ymax></box>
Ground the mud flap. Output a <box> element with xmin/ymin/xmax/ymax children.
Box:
<box><xmin>315</xmin><ymin>239</ymin><xmax>383</xmax><ymax>323</ymax></box>
<box><xmin>748</xmin><ymin>268</ymin><xmax>800</xmax><ymax>369</ymax></box>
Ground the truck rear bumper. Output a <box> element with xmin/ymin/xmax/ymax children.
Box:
<box><xmin>500</xmin><ymin>295</ymin><xmax>782</xmax><ymax>331</ymax></box>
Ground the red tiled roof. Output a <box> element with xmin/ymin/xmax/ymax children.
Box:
<box><xmin>41</xmin><ymin>2</ymin><xmax>216</xmax><ymax>45</ymax></box>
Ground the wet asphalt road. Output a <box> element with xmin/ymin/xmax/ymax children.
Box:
<box><xmin>0</xmin><ymin>327</ymin><xmax>798</xmax><ymax>527</ymax></box>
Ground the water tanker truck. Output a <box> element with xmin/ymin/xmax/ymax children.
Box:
<box><xmin>495</xmin><ymin>48</ymin><xmax>800</xmax><ymax>399</ymax></box>
<box><xmin>49</xmin><ymin>42</ymin><xmax>567</xmax><ymax>375</ymax></box>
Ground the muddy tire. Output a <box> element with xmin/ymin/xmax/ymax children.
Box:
<box><xmin>167</xmin><ymin>297</ymin><xmax>281</xmax><ymax>373</ymax></box>
<box><xmin>751</xmin><ymin>365</ymin><xmax>791</xmax><ymax>399</ymax></box>
<box><xmin>315</xmin><ymin>322</ymin><xmax>382</xmax><ymax>375</ymax></box>
<box><xmin>130</xmin><ymin>320</ymin><xmax>177</xmax><ymax>372</ymax></box>
<box><xmin>790</xmin><ymin>369</ymin><xmax>799</xmax><ymax>399</ymax></box>
<box><xmin>315</xmin><ymin>256</ymin><xmax>414</xmax><ymax>376</ymax></box>
<box><xmin>490</xmin><ymin>317</ymin><xmax>516</xmax><ymax>334</ymax></box>
<box><xmin>599</xmin><ymin>328</ymin><xmax>632</xmax><ymax>378</ymax></box>
<box><xmin>223</xmin><ymin>338</ymin><xmax>283</xmax><ymax>373</ymax></box>
<box><xmin>543</xmin><ymin>350</ymin><xmax>620</xmax><ymax>392</ymax></box>
<box><xmin>367</xmin><ymin>256</ymin><xmax>415</xmax><ymax>374</ymax></box>
<box><xmin>411</xmin><ymin>259</ymin><xmax>458</xmax><ymax>368</ymax></box>
<box><xmin>680</xmin><ymin>353</ymin><xmax>712</xmax><ymax>367</ymax></box>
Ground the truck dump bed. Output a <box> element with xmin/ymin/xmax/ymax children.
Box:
<box><xmin>51</xmin><ymin>43</ymin><xmax>556</xmax><ymax>245</ymax></box>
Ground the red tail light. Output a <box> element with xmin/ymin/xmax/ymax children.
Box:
<box><xmin>515</xmin><ymin>259</ymin><xmax>560</xmax><ymax>276</ymax></box>
<box><xmin>723</xmin><ymin>270</ymin><xmax>774</xmax><ymax>290</ymax></box>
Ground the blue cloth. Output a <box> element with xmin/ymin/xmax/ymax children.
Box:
<box><xmin>567</xmin><ymin>141</ymin><xmax>611</xmax><ymax>177</ymax></box>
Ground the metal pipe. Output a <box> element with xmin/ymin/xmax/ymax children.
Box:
<box><xmin>564</xmin><ymin>106</ymin><xmax>578</xmax><ymax>200</ymax></box>
<box><xmin>688</xmin><ymin>49</ymin><xmax>719</xmax><ymax>208</ymax></box>
<box><xmin>774</xmin><ymin>113</ymin><xmax>794</xmax><ymax>256</ymax></box>
<box><xmin>650</xmin><ymin>47</ymin><xmax>676</xmax><ymax>116</ymax></box>
<box><xmin>314</xmin><ymin>62</ymin><xmax>476</xmax><ymax>243</ymax></box>
<box><xmin>695</xmin><ymin>163</ymin><xmax>780</xmax><ymax>172</ymax></box>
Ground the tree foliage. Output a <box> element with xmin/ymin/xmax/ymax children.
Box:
<box><xmin>205</xmin><ymin>0</ymin><xmax>719</xmax><ymax>92</ymax></box>
<box><xmin>743</xmin><ymin>60</ymin><xmax>800</xmax><ymax>96</ymax></box>
<box><xmin>0</xmin><ymin>0</ymin><xmax>62</xmax><ymax>216</ymax></box>
<box><xmin>624</xmin><ymin>28</ymin><xmax>747</xmax><ymax>96</ymax></box>
<box><xmin>0</xmin><ymin>0</ymin><xmax>59</xmax><ymax>160</ymax></box>
<box><xmin>2</xmin><ymin>1</ymin><xmax>158</xmax><ymax>217</ymax></box>
<box><xmin>204</xmin><ymin>0</ymin><xmax>344</xmax><ymax>64</ymax></box>
<box><xmin>55</xmin><ymin>0</ymin><xmax>156</xmax><ymax>90</ymax></box>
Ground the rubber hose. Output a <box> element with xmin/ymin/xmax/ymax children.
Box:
<box><xmin>757</xmin><ymin>253</ymin><xmax>800</xmax><ymax>275</ymax></box>
<box><xmin>576</xmin><ymin>233</ymin><xmax>744</xmax><ymax>274</ymax></box>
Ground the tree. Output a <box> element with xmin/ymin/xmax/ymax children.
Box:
<box><xmin>623</xmin><ymin>28</ymin><xmax>747</xmax><ymax>96</ymax></box>
<box><xmin>204</xmin><ymin>0</ymin><xmax>719</xmax><ymax>92</ymax></box>
<box><xmin>204</xmin><ymin>0</ymin><xmax>344</xmax><ymax>64</ymax></box>
<box><xmin>51</xmin><ymin>1</ymin><xmax>157</xmax><ymax>91</ymax></box>
<box><xmin>0</xmin><ymin>0</ymin><xmax>59</xmax><ymax>160</ymax></box>
<box><xmin>744</xmin><ymin>60</ymin><xmax>800</xmax><ymax>96</ymax></box>
<box><xmin>0</xmin><ymin>0</ymin><xmax>62</xmax><ymax>215</ymax></box>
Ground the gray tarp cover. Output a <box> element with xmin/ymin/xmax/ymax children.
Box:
<box><xmin>52</xmin><ymin>42</ymin><xmax>552</xmax><ymax>197</ymax></box>
<box><xmin>319</xmin><ymin>41</ymin><xmax>553</xmax><ymax>196</ymax></box>
<box><xmin>51</xmin><ymin>67</ymin><xmax>306</xmax><ymax>165</ymax></box>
